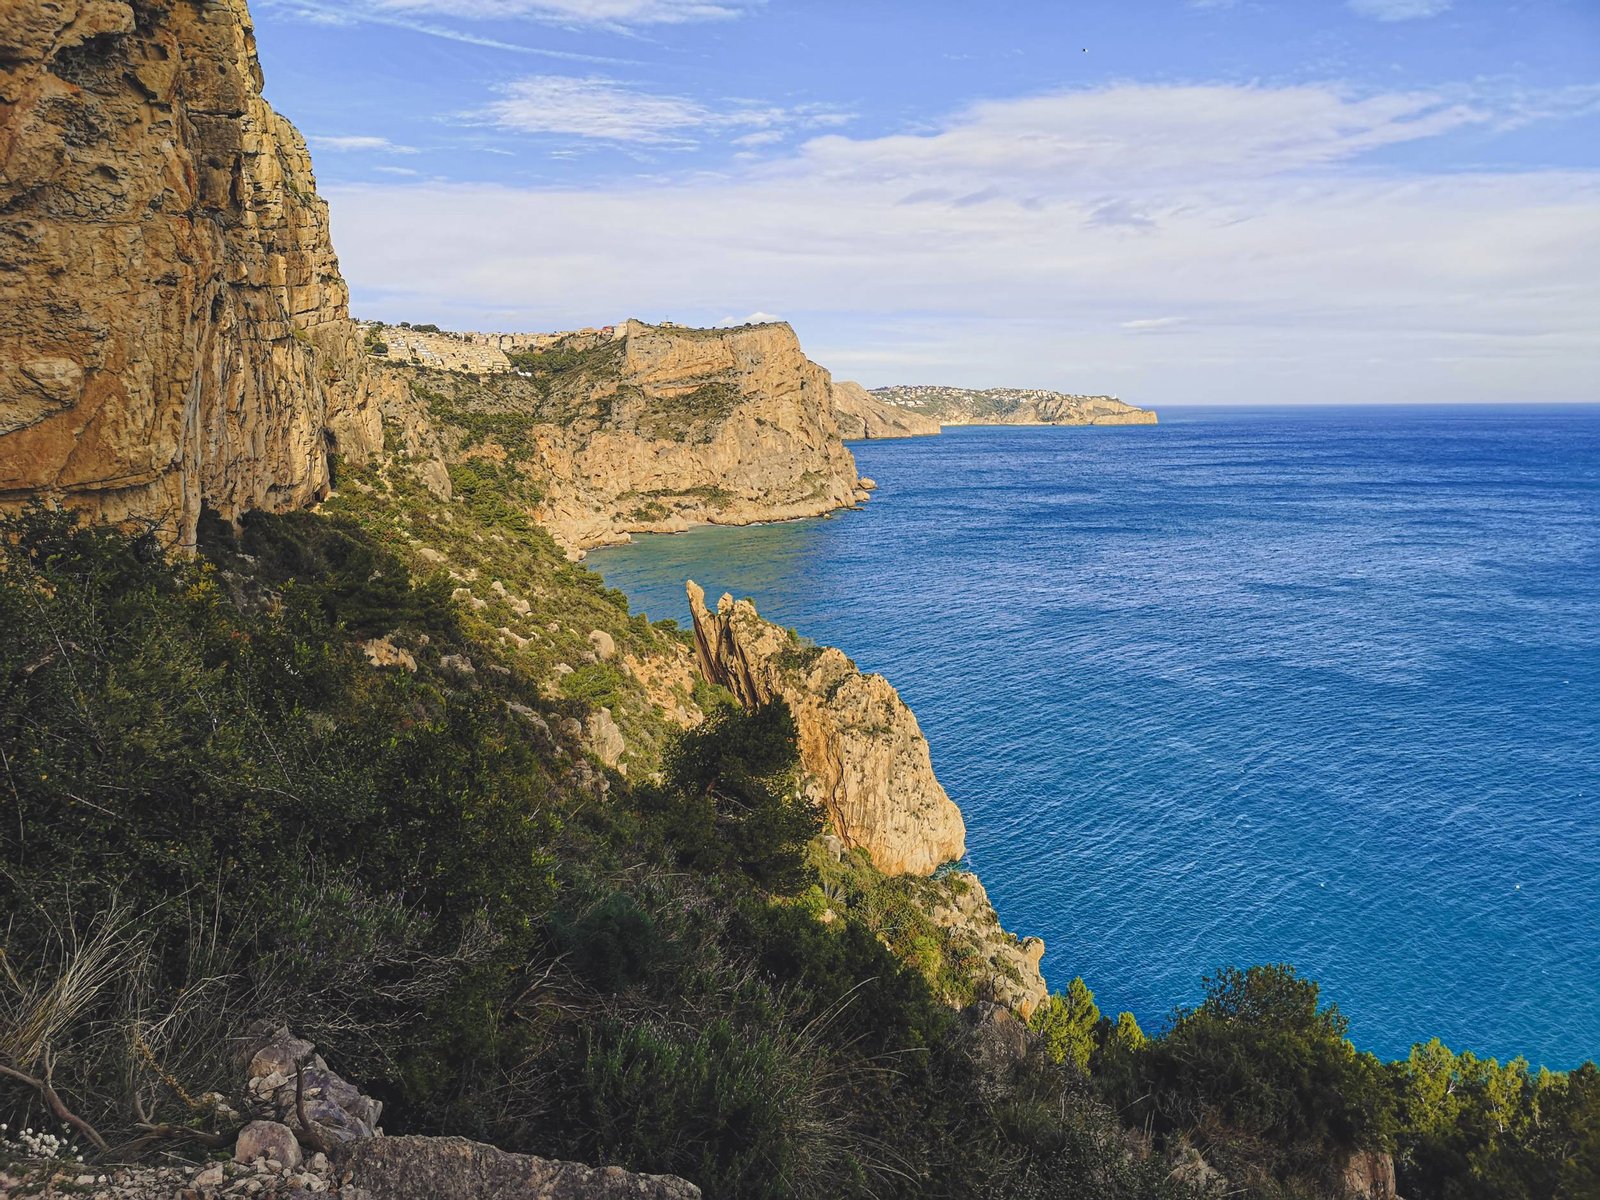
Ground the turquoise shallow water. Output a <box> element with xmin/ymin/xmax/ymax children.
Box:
<box><xmin>589</xmin><ymin>406</ymin><xmax>1600</xmax><ymax>1068</ymax></box>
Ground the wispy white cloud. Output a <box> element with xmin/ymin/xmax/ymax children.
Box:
<box><xmin>313</xmin><ymin>135</ymin><xmax>420</xmax><ymax>153</ymax></box>
<box><xmin>783</xmin><ymin>84</ymin><xmax>1489</xmax><ymax>190</ymax></box>
<box><xmin>477</xmin><ymin>75</ymin><xmax>849</xmax><ymax>145</ymax></box>
<box><xmin>359</xmin><ymin>0</ymin><xmax>755</xmax><ymax>28</ymax></box>
<box><xmin>263</xmin><ymin>0</ymin><xmax>640</xmax><ymax>59</ymax></box>
<box><xmin>327</xmin><ymin>81</ymin><xmax>1600</xmax><ymax>403</ymax></box>
<box><xmin>1347</xmin><ymin>0</ymin><xmax>1452</xmax><ymax>21</ymax></box>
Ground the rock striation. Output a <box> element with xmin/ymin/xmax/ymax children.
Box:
<box><xmin>831</xmin><ymin>380</ymin><xmax>942</xmax><ymax>440</ymax></box>
<box><xmin>871</xmin><ymin>384</ymin><xmax>1157</xmax><ymax>426</ymax></box>
<box><xmin>0</xmin><ymin>0</ymin><xmax>380</xmax><ymax>550</ymax></box>
<box><xmin>686</xmin><ymin>581</ymin><xmax>964</xmax><ymax>877</ymax></box>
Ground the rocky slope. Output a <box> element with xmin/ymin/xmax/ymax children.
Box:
<box><xmin>0</xmin><ymin>0</ymin><xmax>381</xmax><ymax>550</ymax></box>
<box><xmin>872</xmin><ymin>384</ymin><xmax>1157</xmax><ymax>426</ymax></box>
<box><xmin>831</xmin><ymin>380</ymin><xmax>942</xmax><ymax>439</ymax></box>
<box><xmin>686</xmin><ymin>582</ymin><xmax>965</xmax><ymax>877</ymax></box>
<box><xmin>357</xmin><ymin>321</ymin><xmax>611</xmax><ymax>375</ymax></box>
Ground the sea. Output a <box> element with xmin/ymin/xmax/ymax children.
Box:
<box><xmin>587</xmin><ymin>406</ymin><xmax>1600</xmax><ymax>1069</ymax></box>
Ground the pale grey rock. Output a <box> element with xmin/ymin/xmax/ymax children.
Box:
<box><xmin>235</xmin><ymin>1123</ymin><xmax>301</xmax><ymax>1171</ymax></box>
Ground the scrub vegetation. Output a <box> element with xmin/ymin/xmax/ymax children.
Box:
<box><xmin>2</xmin><ymin>469</ymin><xmax>1595</xmax><ymax>1199</ymax></box>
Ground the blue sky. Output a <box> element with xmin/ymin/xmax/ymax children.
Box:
<box><xmin>253</xmin><ymin>0</ymin><xmax>1600</xmax><ymax>403</ymax></box>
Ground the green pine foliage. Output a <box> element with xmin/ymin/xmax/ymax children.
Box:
<box><xmin>1030</xmin><ymin>978</ymin><xmax>1102</xmax><ymax>1073</ymax></box>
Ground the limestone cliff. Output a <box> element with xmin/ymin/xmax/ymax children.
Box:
<box><xmin>0</xmin><ymin>0</ymin><xmax>380</xmax><ymax>550</ymax></box>
<box><xmin>831</xmin><ymin>380</ymin><xmax>942</xmax><ymax>440</ymax></box>
<box><xmin>394</xmin><ymin>319</ymin><xmax>867</xmax><ymax>553</ymax></box>
<box><xmin>871</xmin><ymin>384</ymin><xmax>1158</xmax><ymax>426</ymax></box>
<box><xmin>686</xmin><ymin>581</ymin><xmax>964</xmax><ymax>877</ymax></box>
<box><xmin>536</xmin><ymin>321</ymin><xmax>864</xmax><ymax>550</ymax></box>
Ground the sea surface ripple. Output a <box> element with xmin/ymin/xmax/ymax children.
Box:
<box><xmin>589</xmin><ymin>406</ymin><xmax>1600</xmax><ymax>1067</ymax></box>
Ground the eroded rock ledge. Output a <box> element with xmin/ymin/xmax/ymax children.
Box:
<box><xmin>686</xmin><ymin>581</ymin><xmax>965</xmax><ymax>877</ymax></box>
<box><xmin>0</xmin><ymin>0</ymin><xmax>381</xmax><ymax>549</ymax></box>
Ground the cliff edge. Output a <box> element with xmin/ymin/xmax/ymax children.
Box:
<box><xmin>541</xmin><ymin>320</ymin><xmax>863</xmax><ymax>549</ymax></box>
<box><xmin>685</xmin><ymin>580</ymin><xmax>1048</xmax><ymax>1016</ymax></box>
<box><xmin>0</xmin><ymin>0</ymin><xmax>380</xmax><ymax>549</ymax></box>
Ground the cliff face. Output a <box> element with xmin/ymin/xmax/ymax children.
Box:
<box><xmin>832</xmin><ymin>380</ymin><xmax>942</xmax><ymax>440</ymax></box>
<box><xmin>871</xmin><ymin>384</ymin><xmax>1157</xmax><ymax>427</ymax></box>
<box><xmin>686</xmin><ymin>581</ymin><xmax>964</xmax><ymax>877</ymax></box>
<box><xmin>535</xmin><ymin>321</ymin><xmax>864</xmax><ymax>551</ymax></box>
<box><xmin>0</xmin><ymin>0</ymin><xmax>380</xmax><ymax>549</ymax></box>
<box><xmin>397</xmin><ymin>319</ymin><xmax>866</xmax><ymax>553</ymax></box>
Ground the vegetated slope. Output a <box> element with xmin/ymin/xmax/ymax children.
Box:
<box><xmin>872</xmin><ymin>385</ymin><xmax>1158</xmax><ymax>426</ymax></box>
<box><xmin>0</xmin><ymin>0</ymin><xmax>383</xmax><ymax>549</ymax></box>
<box><xmin>0</xmin><ymin>501</ymin><xmax>1184</xmax><ymax>1200</ymax></box>
<box><xmin>378</xmin><ymin>319</ymin><xmax>867</xmax><ymax>555</ymax></box>
<box><xmin>5</xmin><ymin>465</ymin><xmax>1596</xmax><ymax>1199</ymax></box>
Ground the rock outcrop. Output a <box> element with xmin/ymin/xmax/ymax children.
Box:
<box><xmin>1</xmin><ymin>1022</ymin><xmax>699</xmax><ymax>1198</ymax></box>
<box><xmin>686</xmin><ymin>581</ymin><xmax>964</xmax><ymax>876</ymax></box>
<box><xmin>0</xmin><ymin>0</ymin><xmax>381</xmax><ymax>550</ymax></box>
<box><xmin>870</xmin><ymin>384</ymin><xmax>1157</xmax><ymax>426</ymax></box>
<box><xmin>927</xmin><ymin>873</ymin><xmax>1048</xmax><ymax>1018</ymax></box>
<box><xmin>1341</xmin><ymin>1149</ymin><xmax>1398</xmax><ymax>1200</ymax></box>
<box><xmin>831</xmin><ymin>380</ymin><xmax>942</xmax><ymax>440</ymax></box>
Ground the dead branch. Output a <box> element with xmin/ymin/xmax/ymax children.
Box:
<box><xmin>0</xmin><ymin>1056</ymin><xmax>110</xmax><ymax>1154</ymax></box>
<box><xmin>293</xmin><ymin>1057</ymin><xmax>331</xmax><ymax>1157</ymax></box>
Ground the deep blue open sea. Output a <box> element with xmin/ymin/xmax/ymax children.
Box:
<box><xmin>589</xmin><ymin>406</ymin><xmax>1600</xmax><ymax>1068</ymax></box>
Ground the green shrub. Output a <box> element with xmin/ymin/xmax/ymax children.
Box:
<box><xmin>1130</xmin><ymin>964</ymin><xmax>1396</xmax><ymax>1186</ymax></box>
<box><xmin>657</xmin><ymin>702</ymin><xmax>819</xmax><ymax>893</ymax></box>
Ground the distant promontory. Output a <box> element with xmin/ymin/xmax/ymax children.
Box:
<box><xmin>860</xmin><ymin>383</ymin><xmax>1158</xmax><ymax>431</ymax></box>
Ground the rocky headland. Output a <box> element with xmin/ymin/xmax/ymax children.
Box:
<box><xmin>0</xmin><ymin>0</ymin><xmax>383</xmax><ymax>550</ymax></box>
<box><xmin>519</xmin><ymin>319</ymin><xmax>866</xmax><ymax>552</ymax></box>
<box><xmin>359</xmin><ymin>319</ymin><xmax>868</xmax><ymax>555</ymax></box>
<box><xmin>871</xmin><ymin>384</ymin><xmax>1158</xmax><ymax>427</ymax></box>
<box><xmin>686</xmin><ymin>582</ymin><xmax>966</xmax><ymax>878</ymax></box>
<box><xmin>685</xmin><ymin>581</ymin><xmax>1048</xmax><ymax>1016</ymax></box>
